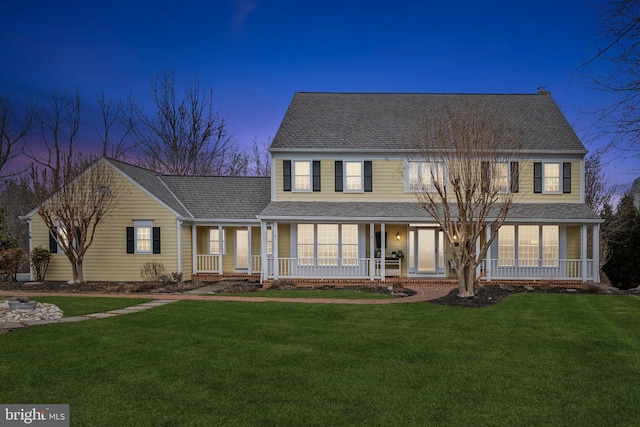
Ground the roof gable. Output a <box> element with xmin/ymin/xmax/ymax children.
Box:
<box><xmin>271</xmin><ymin>92</ymin><xmax>586</xmax><ymax>153</ymax></box>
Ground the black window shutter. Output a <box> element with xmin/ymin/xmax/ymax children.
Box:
<box><xmin>481</xmin><ymin>161</ymin><xmax>490</xmax><ymax>192</ymax></box>
<box><xmin>283</xmin><ymin>160</ymin><xmax>291</xmax><ymax>192</ymax></box>
<box><xmin>364</xmin><ymin>161</ymin><xmax>373</xmax><ymax>192</ymax></box>
<box><xmin>563</xmin><ymin>162</ymin><xmax>571</xmax><ymax>193</ymax></box>
<box><xmin>126</xmin><ymin>227</ymin><xmax>134</xmax><ymax>253</ymax></box>
<box><xmin>510</xmin><ymin>161</ymin><xmax>519</xmax><ymax>193</ymax></box>
<box><xmin>335</xmin><ymin>161</ymin><xmax>343</xmax><ymax>192</ymax></box>
<box><xmin>313</xmin><ymin>160</ymin><xmax>321</xmax><ymax>192</ymax></box>
<box><xmin>533</xmin><ymin>162</ymin><xmax>542</xmax><ymax>193</ymax></box>
<box><xmin>49</xmin><ymin>228</ymin><xmax>58</xmax><ymax>253</ymax></box>
<box><xmin>153</xmin><ymin>227</ymin><xmax>161</xmax><ymax>254</ymax></box>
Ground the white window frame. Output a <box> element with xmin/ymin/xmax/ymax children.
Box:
<box><xmin>296</xmin><ymin>224</ymin><xmax>360</xmax><ymax>266</ymax></box>
<box><xmin>542</xmin><ymin>162</ymin><xmax>561</xmax><ymax>194</ymax></box>
<box><xmin>344</xmin><ymin>161</ymin><xmax>364</xmax><ymax>193</ymax></box>
<box><xmin>292</xmin><ymin>160</ymin><xmax>312</xmax><ymax>192</ymax></box>
<box><xmin>497</xmin><ymin>225</ymin><xmax>559</xmax><ymax>267</ymax></box>
<box><xmin>405</xmin><ymin>161</ymin><xmax>445</xmax><ymax>193</ymax></box>
<box><xmin>492</xmin><ymin>162</ymin><xmax>509</xmax><ymax>194</ymax></box>
<box><xmin>209</xmin><ymin>228</ymin><xmax>227</xmax><ymax>255</ymax></box>
<box><xmin>134</xmin><ymin>220</ymin><xmax>152</xmax><ymax>254</ymax></box>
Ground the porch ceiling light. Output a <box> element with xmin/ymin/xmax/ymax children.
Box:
<box><xmin>396</xmin><ymin>231</ymin><xmax>401</xmax><ymax>240</ymax></box>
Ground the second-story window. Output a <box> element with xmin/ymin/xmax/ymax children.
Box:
<box><xmin>345</xmin><ymin>161</ymin><xmax>363</xmax><ymax>192</ymax></box>
<box><xmin>293</xmin><ymin>161</ymin><xmax>311</xmax><ymax>191</ymax></box>
<box><xmin>543</xmin><ymin>163</ymin><xmax>560</xmax><ymax>193</ymax></box>
<box><xmin>492</xmin><ymin>163</ymin><xmax>509</xmax><ymax>193</ymax></box>
<box><xmin>406</xmin><ymin>161</ymin><xmax>445</xmax><ymax>192</ymax></box>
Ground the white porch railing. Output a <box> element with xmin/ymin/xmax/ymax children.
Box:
<box><xmin>197</xmin><ymin>255</ymin><xmax>219</xmax><ymax>272</ymax></box>
<box><xmin>266</xmin><ymin>258</ymin><xmax>373</xmax><ymax>279</ymax></box>
<box><xmin>252</xmin><ymin>255</ymin><xmax>262</xmax><ymax>273</ymax></box>
<box><xmin>483</xmin><ymin>259</ymin><xmax>595</xmax><ymax>281</ymax></box>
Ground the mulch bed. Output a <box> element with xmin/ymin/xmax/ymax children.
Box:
<box><xmin>0</xmin><ymin>280</ymin><xmax>202</xmax><ymax>294</ymax></box>
<box><xmin>430</xmin><ymin>283</ymin><xmax>640</xmax><ymax>308</ymax></box>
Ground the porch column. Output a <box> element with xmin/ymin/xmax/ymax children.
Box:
<box><xmin>191</xmin><ymin>225</ymin><xmax>197</xmax><ymax>276</ymax></box>
<box><xmin>593</xmin><ymin>223</ymin><xmax>600</xmax><ymax>283</ymax></box>
<box><xmin>177</xmin><ymin>220</ymin><xmax>183</xmax><ymax>274</ymax></box>
<box><xmin>475</xmin><ymin>234</ymin><xmax>481</xmax><ymax>279</ymax></box>
<box><xmin>485</xmin><ymin>226</ymin><xmax>492</xmax><ymax>282</ymax></box>
<box><xmin>273</xmin><ymin>222</ymin><xmax>279</xmax><ymax>280</ymax></box>
<box><xmin>260</xmin><ymin>221</ymin><xmax>267</xmax><ymax>283</ymax></box>
<box><xmin>581</xmin><ymin>224</ymin><xmax>588</xmax><ymax>282</ymax></box>
<box><xmin>218</xmin><ymin>225</ymin><xmax>224</xmax><ymax>276</ymax></box>
<box><xmin>369</xmin><ymin>222</ymin><xmax>375</xmax><ymax>281</ymax></box>
<box><xmin>380</xmin><ymin>223</ymin><xmax>386</xmax><ymax>281</ymax></box>
<box><xmin>247</xmin><ymin>225</ymin><xmax>252</xmax><ymax>275</ymax></box>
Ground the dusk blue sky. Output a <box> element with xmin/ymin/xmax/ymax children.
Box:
<box><xmin>1</xmin><ymin>0</ymin><xmax>635</xmax><ymax>187</ymax></box>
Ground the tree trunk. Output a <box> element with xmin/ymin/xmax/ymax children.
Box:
<box><xmin>457</xmin><ymin>262</ymin><xmax>475</xmax><ymax>298</ymax></box>
<box><xmin>74</xmin><ymin>259</ymin><xmax>85</xmax><ymax>283</ymax></box>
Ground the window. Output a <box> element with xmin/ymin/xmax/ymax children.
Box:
<box><xmin>518</xmin><ymin>225</ymin><xmax>539</xmax><ymax>266</ymax></box>
<box><xmin>297</xmin><ymin>224</ymin><xmax>360</xmax><ymax>266</ymax></box>
<box><xmin>543</xmin><ymin>163</ymin><xmax>561</xmax><ymax>193</ymax></box>
<box><xmin>492</xmin><ymin>163</ymin><xmax>509</xmax><ymax>193</ymax></box>
<box><xmin>406</xmin><ymin>161</ymin><xmax>445</xmax><ymax>192</ymax></box>
<box><xmin>266</xmin><ymin>228</ymin><xmax>273</xmax><ymax>257</ymax></box>
<box><xmin>126</xmin><ymin>222</ymin><xmax>160</xmax><ymax>254</ymax></box>
<box><xmin>293</xmin><ymin>161</ymin><xmax>311</xmax><ymax>191</ymax></box>
<box><xmin>497</xmin><ymin>225</ymin><xmax>559</xmax><ymax>267</ymax></box>
<box><xmin>341</xmin><ymin>224</ymin><xmax>359</xmax><ymax>266</ymax></box>
<box><xmin>498</xmin><ymin>225</ymin><xmax>515</xmax><ymax>266</ymax></box>
<box><xmin>345</xmin><ymin>161</ymin><xmax>363</xmax><ymax>192</ymax></box>
<box><xmin>542</xmin><ymin>225</ymin><xmax>559</xmax><ymax>266</ymax></box>
<box><xmin>209</xmin><ymin>228</ymin><xmax>226</xmax><ymax>255</ymax></box>
<box><xmin>297</xmin><ymin>224</ymin><xmax>315</xmax><ymax>265</ymax></box>
<box><xmin>136</xmin><ymin>226</ymin><xmax>152</xmax><ymax>253</ymax></box>
<box><xmin>317</xmin><ymin>224</ymin><xmax>339</xmax><ymax>265</ymax></box>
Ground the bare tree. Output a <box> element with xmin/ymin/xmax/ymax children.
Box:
<box><xmin>249</xmin><ymin>137</ymin><xmax>272</xmax><ymax>177</ymax></box>
<box><xmin>585</xmin><ymin>149</ymin><xmax>615</xmax><ymax>268</ymax></box>
<box><xmin>134</xmin><ymin>73</ymin><xmax>235</xmax><ymax>175</ymax></box>
<box><xmin>0</xmin><ymin>94</ymin><xmax>34</xmax><ymax>177</ymax></box>
<box><xmin>582</xmin><ymin>0</ymin><xmax>640</xmax><ymax>157</ymax></box>
<box><xmin>409</xmin><ymin>99</ymin><xmax>522</xmax><ymax>297</ymax></box>
<box><xmin>29</xmin><ymin>159</ymin><xmax>125</xmax><ymax>283</ymax></box>
<box><xmin>96</xmin><ymin>91</ymin><xmax>136</xmax><ymax>161</ymax></box>
<box><xmin>24</xmin><ymin>88</ymin><xmax>84</xmax><ymax>190</ymax></box>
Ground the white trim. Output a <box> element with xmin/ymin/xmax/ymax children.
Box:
<box><xmin>192</xmin><ymin>225</ymin><xmax>197</xmax><ymax>276</ymax></box>
<box><xmin>177</xmin><ymin>220</ymin><xmax>183</xmax><ymax>274</ymax></box>
<box><xmin>133</xmin><ymin>220</ymin><xmax>153</xmax><ymax>254</ymax></box>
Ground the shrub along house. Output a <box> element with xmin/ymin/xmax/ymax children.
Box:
<box><xmin>23</xmin><ymin>92</ymin><xmax>602</xmax><ymax>285</ymax></box>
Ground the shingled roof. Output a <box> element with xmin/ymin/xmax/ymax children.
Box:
<box><xmin>270</xmin><ymin>92</ymin><xmax>586</xmax><ymax>152</ymax></box>
<box><xmin>108</xmin><ymin>159</ymin><xmax>270</xmax><ymax>221</ymax></box>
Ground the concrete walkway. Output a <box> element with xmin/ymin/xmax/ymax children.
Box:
<box><xmin>0</xmin><ymin>283</ymin><xmax>456</xmax><ymax>331</ymax></box>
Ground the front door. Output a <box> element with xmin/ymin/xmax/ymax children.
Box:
<box><xmin>408</xmin><ymin>227</ymin><xmax>445</xmax><ymax>275</ymax></box>
<box><xmin>235</xmin><ymin>229</ymin><xmax>249</xmax><ymax>271</ymax></box>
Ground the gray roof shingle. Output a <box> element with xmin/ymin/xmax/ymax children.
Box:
<box><xmin>271</xmin><ymin>92</ymin><xmax>586</xmax><ymax>152</ymax></box>
<box><xmin>259</xmin><ymin>201</ymin><xmax>602</xmax><ymax>223</ymax></box>
<box><xmin>108</xmin><ymin>159</ymin><xmax>271</xmax><ymax>220</ymax></box>
<box><xmin>160</xmin><ymin>176</ymin><xmax>271</xmax><ymax>220</ymax></box>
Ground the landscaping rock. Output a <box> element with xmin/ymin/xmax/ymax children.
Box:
<box><xmin>0</xmin><ymin>301</ymin><xmax>63</xmax><ymax>326</ymax></box>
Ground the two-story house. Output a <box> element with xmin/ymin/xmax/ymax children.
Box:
<box><xmin>22</xmin><ymin>92</ymin><xmax>602</xmax><ymax>285</ymax></box>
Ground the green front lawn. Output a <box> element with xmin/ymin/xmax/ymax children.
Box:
<box><xmin>33</xmin><ymin>296</ymin><xmax>152</xmax><ymax>317</ymax></box>
<box><xmin>216</xmin><ymin>289</ymin><xmax>394</xmax><ymax>299</ymax></box>
<box><xmin>1</xmin><ymin>294</ymin><xmax>639</xmax><ymax>426</ymax></box>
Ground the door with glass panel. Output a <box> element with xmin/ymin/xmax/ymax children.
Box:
<box><xmin>408</xmin><ymin>227</ymin><xmax>446</xmax><ymax>275</ymax></box>
<box><xmin>235</xmin><ymin>229</ymin><xmax>249</xmax><ymax>271</ymax></box>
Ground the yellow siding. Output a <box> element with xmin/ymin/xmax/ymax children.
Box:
<box><xmin>30</xmin><ymin>169</ymin><xmax>180</xmax><ymax>282</ymax></box>
<box><xmin>273</xmin><ymin>158</ymin><xmax>583</xmax><ymax>204</ymax></box>
<box><xmin>566</xmin><ymin>226</ymin><xmax>581</xmax><ymax>259</ymax></box>
<box><xmin>277</xmin><ymin>224</ymin><xmax>291</xmax><ymax>258</ymax></box>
